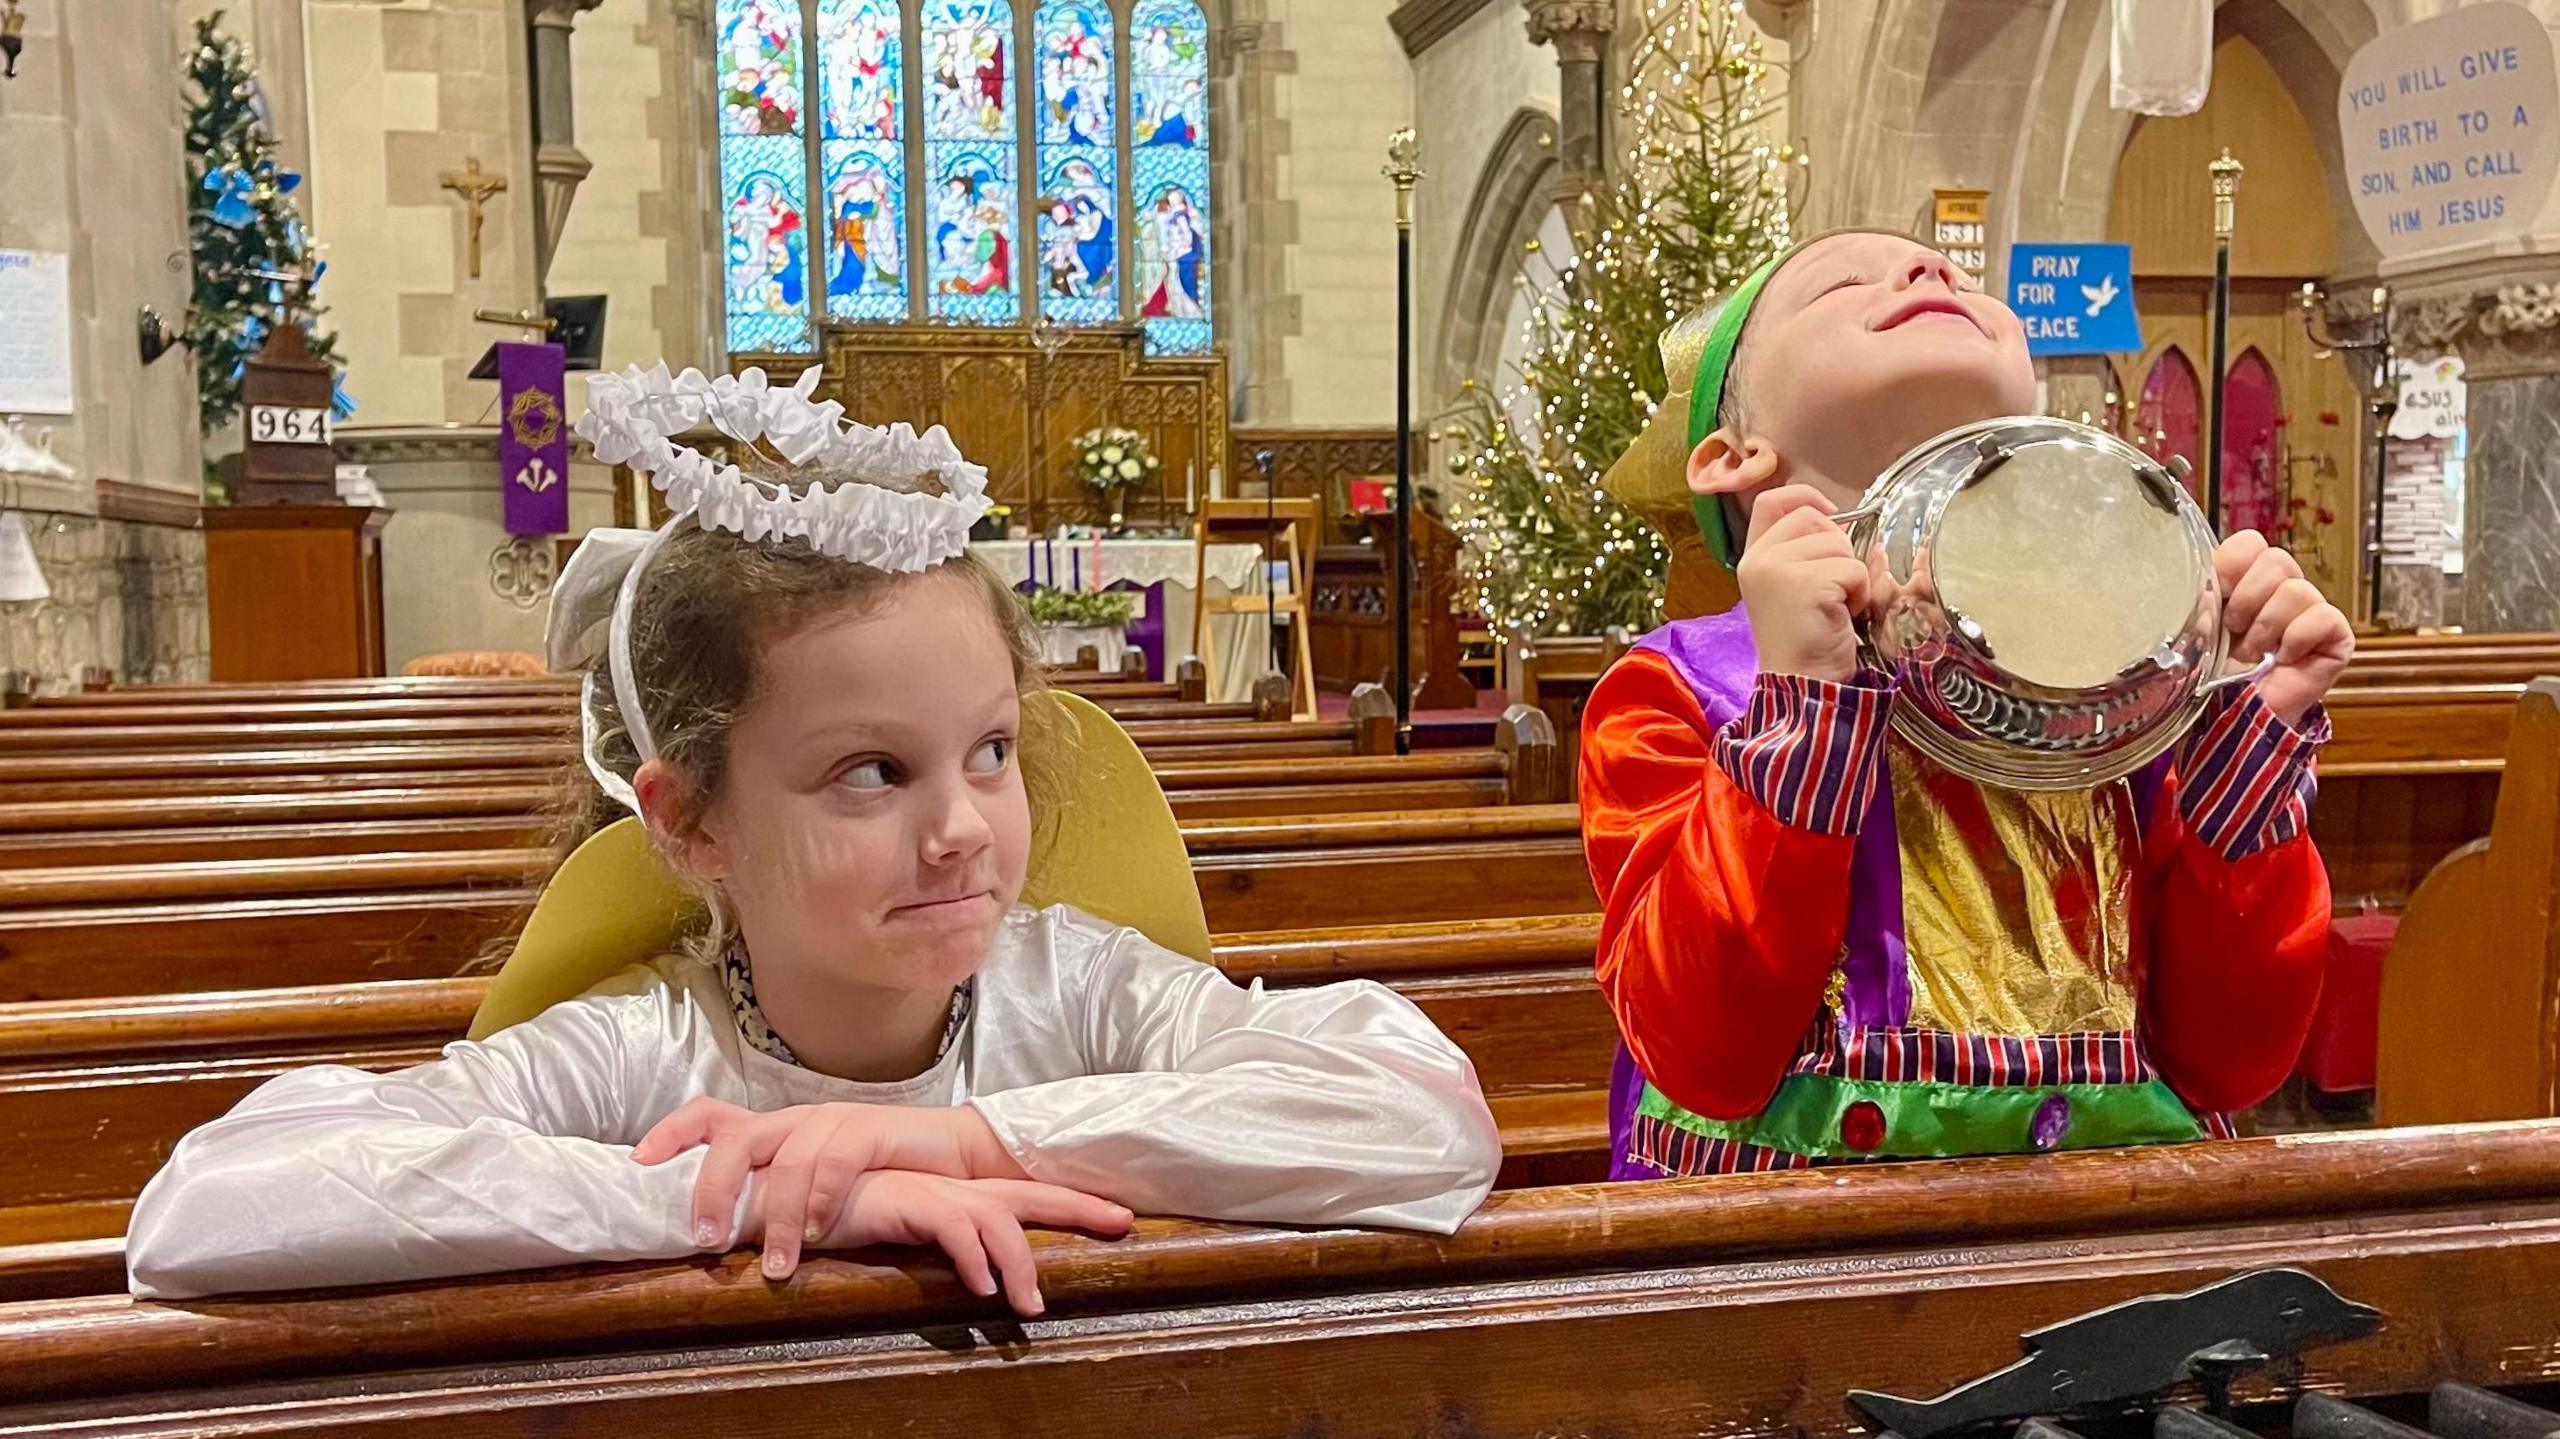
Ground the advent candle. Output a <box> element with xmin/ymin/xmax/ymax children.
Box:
<box><xmin>1071</xmin><ymin>547</ymin><xmax>1083</xmax><ymax>591</ymax></box>
<box><xmin>1092</xmin><ymin>531</ymin><xmax>1103</xmax><ymax>591</ymax></box>
<box><xmin>1026</xmin><ymin>537</ymin><xmax>1039</xmax><ymax>588</ymax></box>
<box><xmin>1045</xmin><ymin>537</ymin><xmax>1056</xmax><ymax>590</ymax></box>
<box><xmin>1184</xmin><ymin>463</ymin><xmax>1198</xmax><ymax>515</ymax></box>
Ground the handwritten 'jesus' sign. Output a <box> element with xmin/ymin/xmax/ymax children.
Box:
<box><xmin>2339</xmin><ymin>2</ymin><xmax>2559</xmax><ymax>259</ymax></box>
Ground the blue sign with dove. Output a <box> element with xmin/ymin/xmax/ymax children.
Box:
<box><xmin>2005</xmin><ymin>242</ymin><xmax>2143</xmax><ymax>357</ymax></box>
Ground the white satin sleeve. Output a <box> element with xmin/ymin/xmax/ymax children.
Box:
<box><xmin>125</xmin><ymin>972</ymin><xmax>737</xmax><ymax>1300</ymax></box>
<box><xmin>969</xmin><ymin>912</ymin><xmax>1501</xmax><ymax>1234</ymax></box>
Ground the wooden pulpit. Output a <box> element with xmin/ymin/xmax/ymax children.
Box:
<box><xmin>204</xmin><ymin>504</ymin><xmax>391</xmax><ymax>681</ymax></box>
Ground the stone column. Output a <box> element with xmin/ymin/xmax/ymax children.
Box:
<box><xmin>1522</xmin><ymin>0</ymin><xmax>1614</xmax><ymax>204</ymax></box>
<box><xmin>1217</xmin><ymin>12</ymin><xmax>1300</xmax><ymax>421</ymax></box>
<box><xmin>527</xmin><ymin>0</ymin><xmax>608</xmax><ymax>287</ymax></box>
<box><xmin>2387</xmin><ymin>266</ymin><xmax>2560</xmax><ymax>633</ymax></box>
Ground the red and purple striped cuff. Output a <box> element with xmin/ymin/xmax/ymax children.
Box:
<box><xmin>2174</xmin><ymin>686</ymin><xmax>2328</xmax><ymax>861</ymax></box>
<box><xmin>1712</xmin><ymin>670</ymin><xmax>1893</xmax><ymax>836</ymax></box>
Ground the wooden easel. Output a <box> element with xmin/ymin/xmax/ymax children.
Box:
<box><xmin>1192</xmin><ymin>496</ymin><xmax>1319</xmax><ymax>719</ymax></box>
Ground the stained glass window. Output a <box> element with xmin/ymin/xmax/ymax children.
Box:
<box><xmin>713</xmin><ymin>0</ymin><xmax>1215</xmax><ymax>355</ymax></box>
<box><xmin>923</xmin><ymin>0</ymin><xmax>1019</xmax><ymax>324</ymax></box>
<box><xmin>819</xmin><ymin>0</ymin><xmax>906</xmax><ymax>322</ymax></box>
<box><xmin>718</xmin><ymin>0</ymin><xmax>813</xmax><ymax>353</ymax></box>
<box><xmin>1032</xmin><ymin>0</ymin><xmax>1116</xmax><ymax>326</ymax></box>
<box><xmin>1130</xmin><ymin>0</ymin><xmax>1209</xmax><ymax>354</ymax></box>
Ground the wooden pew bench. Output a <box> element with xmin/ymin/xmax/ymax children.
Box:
<box><xmin>0</xmin><ymin>1123</ymin><xmax>2553</xmax><ymax>1436</ymax></box>
<box><xmin>0</xmin><ymin>805</ymin><xmax>1595</xmax><ymax>999</ymax></box>
<box><xmin>0</xmin><ymin>914</ymin><xmax>1617</xmax><ymax>1297</ymax></box>
<box><xmin>0</xmin><ymin>716</ymin><xmax>1561</xmax><ymax>814</ymax></box>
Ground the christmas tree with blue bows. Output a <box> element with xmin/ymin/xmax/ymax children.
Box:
<box><xmin>183</xmin><ymin>12</ymin><xmax>350</xmax><ymax>445</ymax></box>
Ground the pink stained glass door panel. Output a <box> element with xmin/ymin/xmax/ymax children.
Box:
<box><xmin>2136</xmin><ymin>346</ymin><xmax>2204</xmax><ymax>496</ymax></box>
<box><xmin>2220</xmin><ymin>346</ymin><xmax>2284</xmax><ymax>540</ymax></box>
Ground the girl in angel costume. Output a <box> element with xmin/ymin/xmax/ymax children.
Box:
<box><xmin>126</xmin><ymin>365</ymin><xmax>1501</xmax><ymax>1310</ymax></box>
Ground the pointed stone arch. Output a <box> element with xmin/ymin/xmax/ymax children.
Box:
<box><xmin>1432</xmin><ymin>106</ymin><xmax>1560</xmax><ymax>407</ymax></box>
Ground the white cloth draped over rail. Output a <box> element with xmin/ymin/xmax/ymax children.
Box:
<box><xmin>124</xmin><ymin>905</ymin><xmax>1501</xmax><ymax>1300</ymax></box>
<box><xmin>967</xmin><ymin>540</ymin><xmax>1281</xmax><ymax>700</ymax></box>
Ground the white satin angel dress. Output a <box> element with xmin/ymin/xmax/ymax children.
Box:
<box><xmin>125</xmin><ymin>905</ymin><xmax>1503</xmax><ymax>1299</ymax></box>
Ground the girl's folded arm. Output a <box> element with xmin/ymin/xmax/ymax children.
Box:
<box><xmin>969</xmin><ymin>919</ymin><xmax>1501</xmax><ymax>1235</ymax></box>
<box><xmin>125</xmin><ymin>980</ymin><xmax>732</xmax><ymax>1299</ymax></box>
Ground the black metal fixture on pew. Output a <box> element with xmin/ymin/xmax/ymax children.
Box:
<box><xmin>1847</xmin><ymin>1268</ymin><xmax>2382</xmax><ymax>1437</ymax></box>
<box><xmin>2300</xmin><ymin>279</ymin><xmax>2398</xmax><ymax>630</ymax></box>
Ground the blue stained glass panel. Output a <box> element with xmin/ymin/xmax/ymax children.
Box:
<box><xmin>1133</xmin><ymin>149</ymin><xmax>1208</xmax><ymax>354</ymax></box>
<box><xmin>718</xmin><ymin>0</ymin><xmax>804</xmax><ymax>136</ymax></box>
<box><xmin>1130</xmin><ymin>0</ymin><xmax>1206</xmax><ymax>150</ymax></box>
<box><xmin>819</xmin><ymin>0</ymin><xmax>901</xmax><ymax>142</ymax></box>
<box><xmin>922</xmin><ymin>0</ymin><xmax>1013</xmax><ymax>141</ymax></box>
<box><xmin>924</xmin><ymin>0</ymin><xmax>1018</xmax><ymax>324</ymax></box>
<box><xmin>1033</xmin><ymin>0</ymin><xmax>1115</xmax><ymax>326</ymax></box>
<box><xmin>819</xmin><ymin>0</ymin><xmax>907</xmax><ymax>321</ymax></box>
<box><xmin>822</xmin><ymin>143</ymin><xmax>906</xmax><ymax>322</ymax></box>
<box><xmin>926</xmin><ymin>143</ymin><xmax>1019</xmax><ymax>324</ymax></box>
<box><xmin>723</xmin><ymin>135</ymin><xmax>815</xmax><ymax>353</ymax></box>
<box><xmin>1131</xmin><ymin>0</ymin><xmax>1209</xmax><ymax>353</ymax></box>
<box><xmin>1034</xmin><ymin>0</ymin><xmax>1111</xmax><ymax>147</ymax></box>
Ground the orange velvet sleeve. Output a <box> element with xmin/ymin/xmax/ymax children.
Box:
<box><xmin>2137</xmin><ymin>692</ymin><xmax>2332</xmax><ymax>1114</ymax></box>
<box><xmin>1578</xmin><ymin>650</ymin><xmax>1880</xmax><ymax>1120</ymax></box>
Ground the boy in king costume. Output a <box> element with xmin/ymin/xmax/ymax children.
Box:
<box><xmin>1583</xmin><ymin>231</ymin><xmax>2353</xmax><ymax>1177</ymax></box>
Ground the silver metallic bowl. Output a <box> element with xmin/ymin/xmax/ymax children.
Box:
<box><xmin>1834</xmin><ymin>416</ymin><xmax>2259</xmax><ymax>792</ymax></box>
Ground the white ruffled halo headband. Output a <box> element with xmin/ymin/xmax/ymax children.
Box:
<box><xmin>549</xmin><ymin>363</ymin><xmax>995</xmax><ymax>813</ymax></box>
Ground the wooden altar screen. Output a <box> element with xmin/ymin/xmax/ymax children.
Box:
<box><xmin>743</xmin><ymin>329</ymin><xmax>1228</xmax><ymax>536</ymax></box>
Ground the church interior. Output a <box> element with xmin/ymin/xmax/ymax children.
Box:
<box><xmin>5</xmin><ymin>0</ymin><xmax>2560</xmax><ymax>1430</ymax></box>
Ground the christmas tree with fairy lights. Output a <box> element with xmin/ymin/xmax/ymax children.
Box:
<box><xmin>1441</xmin><ymin>0</ymin><xmax>1801</xmax><ymax>638</ymax></box>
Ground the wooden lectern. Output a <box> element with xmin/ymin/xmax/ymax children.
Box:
<box><xmin>204</xmin><ymin>505</ymin><xmax>390</xmax><ymax>681</ymax></box>
<box><xmin>206</xmin><ymin>317</ymin><xmax>392</xmax><ymax>680</ymax></box>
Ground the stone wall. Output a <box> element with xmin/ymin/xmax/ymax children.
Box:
<box><xmin>0</xmin><ymin>515</ymin><xmax>209</xmax><ymax>691</ymax></box>
<box><xmin>0</xmin><ymin>0</ymin><xmax>203</xmax><ymax>507</ymax></box>
<box><xmin>306</xmin><ymin>0</ymin><xmax>543</xmax><ymax>426</ymax></box>
<box><xmin>0</xmin><ymin>0</ymin><xmax>207</xmax><ymax>688</ymax></box>
<box><xmin>550</xmin><ymin>0</ymin><xmax>720</xmax><ymax>395</ymax></box>
<box><xmin>339</xmin><ymin>430</ymin><xmax>621</xmax><ymax>670</ymax></box>
<box><xmin>1410</xmin><ymin>0</ymin><xmax>1558</xmax><ymax>413</ymax></box>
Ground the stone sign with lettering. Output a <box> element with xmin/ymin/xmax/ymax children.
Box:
<box><xmin>2339</xmin><ymin>2</ymin><xmax>2559</xmax><ymax>258</ymax></box>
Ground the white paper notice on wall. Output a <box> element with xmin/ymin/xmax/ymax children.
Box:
<box><xmin>0</xmin><ymin>252</ymin><xmax>74</xmax><ymax>417</ymax></box>
<box><xmin>0</xmin><ymin>513</ymin><xmax>51</xmax><ymax>604</ymax></box>
<box><xmin>2338</xmin><ymin>3</ymin><xmax>2560</xmax><ymax>259</ymax></box>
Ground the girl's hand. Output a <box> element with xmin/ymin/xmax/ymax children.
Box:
<box><xmin>634</xmin><ymin>1098</ymin><xmax>1026</xmax><ymax>1271</ymax></box>
<box><xmin>2213</xmin><ymin>530</ymin><xmax>2354</xmax><ymax>727</ymax></box>
<box><xmin>797</xmin><ymin>1170</ymin><xmax>1134</xmax><ymax>1314</ymax></box>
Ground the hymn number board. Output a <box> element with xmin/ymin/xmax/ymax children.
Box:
<box><xmin>1932</xmin><ymin>189</ymin><xmax>1991</xmax><ymax>287</ymax></box>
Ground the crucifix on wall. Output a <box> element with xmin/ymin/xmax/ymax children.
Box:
<box><xmin>438</xmin><ymin>156</ymin><xmax>508</xmax><ymax>280</ymax></box>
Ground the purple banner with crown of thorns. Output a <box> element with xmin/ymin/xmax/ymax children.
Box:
<box><xmin>499</xmin><ymin>341</ymin><xmax>570</xmax><ymax>535</ymax></box>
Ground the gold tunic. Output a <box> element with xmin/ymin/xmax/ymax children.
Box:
<box><xmin>1889</xmin><ymin>735</ymin><xmax>2142</xmax><ymax>1037</ymax></box>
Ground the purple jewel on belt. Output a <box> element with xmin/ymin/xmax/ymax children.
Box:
<box><xmin>2030</xmin><ymin>1092</ymin><xmax>2073</xmax><ymax>1151</ymax></box>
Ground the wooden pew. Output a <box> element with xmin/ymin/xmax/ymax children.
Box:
<box><xmin>0</xmin><ymin>805</ymin><xmax>1594</xmax><ymax>1000</ymax></box>
<box><xmin>2375</xmin><ymin>677</ymin><xmax>2560</xmax><ymax>1127</ymax></box>
<box><xmin>0</xmin><ymin>915</ymin><xmax>1616</xmax><ymax>1285</ymax></box>
<box><xmin>1</xmin><ymin>1122</ymin><xmax>2554</xmax><ymax>1435</ymax></box>
<box><xmin>0</xmin><ymin>706</ymin><xmax>1561</xmax><ymax>822</ymax></box>
<box><xmin>2318</xmin><ymin>681</ymin><xmax>2529</xmax><ymax>908</ymax></box>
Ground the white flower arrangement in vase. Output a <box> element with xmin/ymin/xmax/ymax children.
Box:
<box><xmin>1070</xmin><ymin>425</ymin><xmax>1161</xmax><ymax>513</ymax></box>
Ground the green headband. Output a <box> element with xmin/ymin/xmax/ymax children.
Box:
<box><xmin>1682</xmin><ymin>250</ymin><xmax>1787</xmax><ymax>570</ymax></box>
